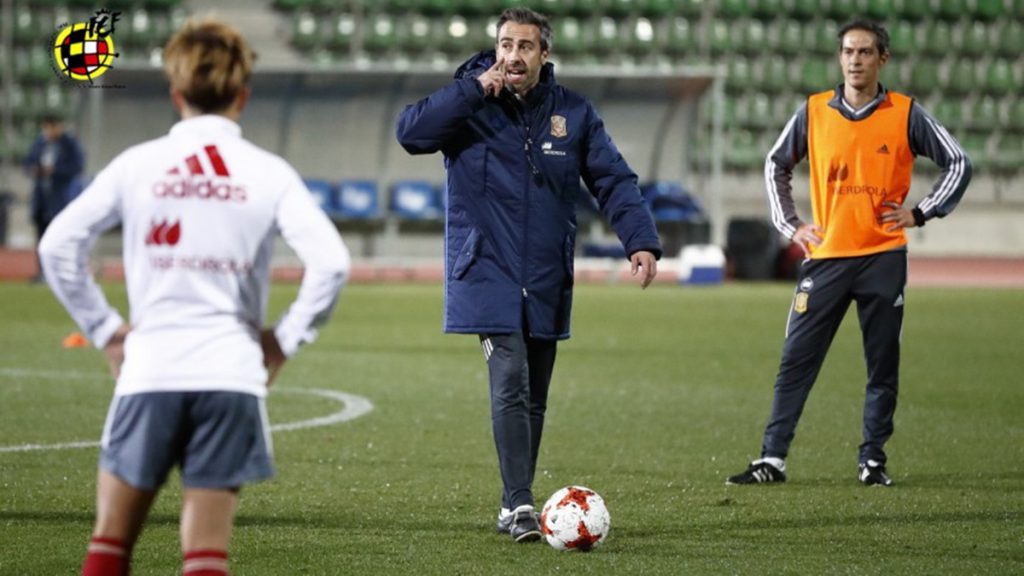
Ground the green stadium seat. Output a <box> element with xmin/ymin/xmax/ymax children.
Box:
<box><xmin>638</xmin><ymin>0</ymin><xmax>676</xmax><ymax>18</ymax></box>
<box><xmin>822</xmin><ymin>0</ymin><xmax>859</xmax><ymax>20</ymax></box>
<box><xmin>751</xmin><ymin>0</ymin><xmax>783</xmax><ymax>20</ymax></box>
<box><xmin>956</xmin><ymin>21</ymin><xmax>991</xmax><ymax>58</ymax></box>
<box><xmin>15</xmin><ymin>49</ymin><xmax>54</xmax><ymax>85</ymax></box>
<box><xmin>972</xmin><ymin>0</ymin><xmax>1007</xmax><ymax>20</ymax></box>
<box><xmin>864</xmin><ymin>0</ymin><xmax>894</xmax><ymax>19</ymax></box>
<box><xmin>674</xmin><ymin>0</ymin><xmax>705</xmax><ymax>17</ymax></box>
<box><xmin>724</xmin><ymin>129</ymin><xmax>765</xmax><ymax>171</ymax></box>
<box><xmin>800</xmin><ymin>57</ymin><xmax>833</xmax><ymax>92</ymax></box>
<box><xmin>143</xmin><ymin>0</ymin><xmax>181</xmax><ymax>11</ymax></box>
<box><xmin>665</xmin><ymin>17</ymin><xmax>698</xmax><ymax>59</ymax></box>
<box><xmin>773</xmin><ymin>19</ymin><xmax>803</xmax><ymax>56</ymax></box>
<box><xmin>936</xmin><ymin>0</ymin><xmax>967</xmax><ymax>19</ymax></box>
<box><xmin>1007</xmin><ymin>98</ymin><xmax>1024</xmax><ymax>133</ymax></box>
<box><xmin>921</xmin><ymin>21</ymin><xmax>951</xmax><ymax>58</ymax></box>
<box><xmin>553</xmin><ymin>17</ymin><xmax>585</xmax><ymax>55</ymax></box>
<box><xmin>455</xmin><ymin>0</ymin><xmax>494</xmax><ymax>16</ymax></box>
<box><xmin>739</xmin><ymin>19</ymin><xmax>767</xmax><ymax>55</ymax></box>
<box><xmin>887</xmin><ymin>20</ymin><xmax>915</xmax><ymax>58</ymax></box>
<box><xmin>626</xmin><ymin>17</ymin><xmax>659</xmax><ymax>55</ymax></box>
<box><xmin>895</xmin><ymin>0</ymin><xmax>930</xmax><ymax>19</ymax></box>
<box><xmin>364</xmin><ymin>14</ymin><xmax>398</xmax><ymax>54</ymax></box>
<box><xmin>13</xmin><ymin>7</ymin><xmax>42</xmax><ymax>43</ymax></box>
<box><xmin>273</xmin><ymin>0</ymin><xmax>310</xmax><ymax>11</ymax></box>
<box><xmin>803</xmin><ymin>20</ymin><xmax>839</xmax><ymax>55</ymax></box>
<box><xmin>783</xmin><ymin>0</ymin><xmax>819</xmax><ymax>20</ymax></box>
<box><xmin>995</xmin><ymin>21</ymin><xmax>1024</xmax><ymax>57</ymax></box>
<box><xmin>1014</xmin><ymin>0</ymin><xmax>1024</xmax><ymax>17</ymax></box>
<box><xmin>328</xmin><ymin>13</ymin><xmax>358</xmax><ymax>54</ymax></box>
<box><xmin>908</xmin><ymin>59</ymin><xmax>940</xmax><ymax>98</ymax></box>
<box><xmin>290</xmin><ymin>12</ymin><xmax>322</xmax><ymax>52</ymax></box>
<box><xmin>747</xmin><ymin>92</ymin><xmax>776</xmax><ymax>129</ymax></box>
<box><xmin>957</xmin><ymin>133</ymin><xmax>989</xmax><ymax>172</ymax></box>
<box><xmin>726</xmin><ymin>57</ymin><xmax>751</xmax><ymax>94</ymax></box>
<box><xmin>605</xmin><ymin>0</ymin><xmax>639</xmax><ymax>17</ymax></box>
<box><xmin>945</xmin><ymin>60</ymin><xmax>978</xmax><ymax>97</ymax></box>
<box><xmin>991</xmin><ymin>134</ymin><xmax>1023</xmax><ymax>176</ymax></box>
<box><xmin>756</xmin><ymin>56</ymin><xmax>790</xmax><ymax>94</ymax></box>
<box><xmin>931</xmin><ymin>99</ymin><xmax>964</xmax><ymax>132</ymax></box>
<box><xmin>968</xmin><ymin>96</ymin><xmax>1001</xmax><ymax>133</ymax></box>
<box><xmin>718</xmin><ymin>0</ymin><xmax>752</xmax><ymax>19</ymax></box>
<box><xmin>708</xmin><ymin>19</ymin><xmax>735</xmax><ymax>55</ymax></box>
<box><xmin>983</xmin><ymin>59</ymin><xmax>1015</xmax><ymax>96</ymax></box>
<box><xmin>420</xmin><ymin>0</ymin><xmax>455</xmax><ymax>16</ymax></box>
<box><xmin>588</xmin><ymin>17</ymin><xmax>621</xmax><ymax>56</ymax></box>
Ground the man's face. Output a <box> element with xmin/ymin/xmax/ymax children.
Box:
<box><xmin>42</xmin><ymin>121</ymin><xmax>64</xmax><ymax>141</ymax></box>
<box><xmin>496</xmin><ymin>21</ymin><xmax>548</xmax><ymax>96</ymax></box>
<box><xmin>839</xmin><ymin>28</ymin><xmax>888</xmax><ymax>91</ymax></box>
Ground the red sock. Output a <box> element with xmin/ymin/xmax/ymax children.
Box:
<box><xmin>183</xmin><ymin>549</ymin><xmax>229</xmax><ymax>576</ymax></box>
<box><xmin>81</xmin><ymin>537</ymin><xmax>129</xmax><ymax>576</ymax></box>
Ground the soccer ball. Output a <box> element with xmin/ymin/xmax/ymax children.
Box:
<box><xmin>540</xmin><ymin>486</ymin><xmax>610</xmax><ymax>551</ymax></box>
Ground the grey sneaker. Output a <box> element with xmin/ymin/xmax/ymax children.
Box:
<box><xmin>859</xmin><ymin>460</ymin><xmax>894</xmax><ymax>486</ymax></box>
<box><xmin>726</xmin><ymin>460</ymin><xmax>787</xmax><ymax>485</ymax></box>
<box><xmin>508</xmin><ymin>505</ymin><xmax>542</xmax><ymax>542</ymax></box>
<box><xmin>496</xmin><ymin>508</ymin><xmax>513</xmax><ymax>534</ymax></box>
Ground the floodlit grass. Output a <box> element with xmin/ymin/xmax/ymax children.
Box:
<box><xmin>1</xmin><ymin>281</ymin><xmax>1021</xmax><ymax>575</ymax></box>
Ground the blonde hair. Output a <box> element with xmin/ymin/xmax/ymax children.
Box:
<box><xmin>163</xmin><ymin>18</ymin><xmax>254</xmax><ymax>113</ymax></box>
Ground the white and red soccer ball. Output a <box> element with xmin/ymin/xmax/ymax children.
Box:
<box><xmin>540</xmin><ymin>486</ymin><xmax>610</xmax><ymax>551</ymax></box>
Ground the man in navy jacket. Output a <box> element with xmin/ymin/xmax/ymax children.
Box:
<box><xmin>396</xmin><ymin>7</ymin><xmax>661</xmax><ymax>542</ymax></box>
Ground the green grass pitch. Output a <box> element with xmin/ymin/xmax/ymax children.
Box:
<box><xmin>1</xmin><ymin>281</ymin><xmax>1021</xmax><ymax>575</ymax></box>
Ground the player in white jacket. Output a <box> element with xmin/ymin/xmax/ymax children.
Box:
<box><xmin>38</xmin><ymin>18</ymin><xmax>350</xmax><ymax>576</ymax></box>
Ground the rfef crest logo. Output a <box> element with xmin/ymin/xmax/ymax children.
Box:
<box><xmin>52</xmin><ymin>9</ymin><xmax>121</xmax><ymax>83</ymax></box>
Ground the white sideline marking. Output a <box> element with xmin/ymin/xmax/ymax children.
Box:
<box><xmin>0</xmin><ymin>371</ymin><xmax>374</xmax><ymax>453</ymax></box>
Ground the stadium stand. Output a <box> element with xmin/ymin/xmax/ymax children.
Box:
<box><xmin>1</xmin><ymin>0</ymin><xmax>1021</xmax><ymax>256</ymax></box>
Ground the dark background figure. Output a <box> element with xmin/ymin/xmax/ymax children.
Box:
<box><xmin>24</xmin><ymin>113</ymin><xmax>85</xmax><ymax>281</ymax></box>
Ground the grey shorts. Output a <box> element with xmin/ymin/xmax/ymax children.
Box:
<box><xmin>100</xmin><ymin>391</ymin><xmax>275</xmax><ymax>490</ymax></box>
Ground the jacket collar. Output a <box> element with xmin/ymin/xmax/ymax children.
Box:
<box><xmin>828</xmin><ymin>83</ymin><xmax>890</xmax><ymax>120</ymax></box>
<box><xmin>169</xmin><ymin>114</ymin><xmax>242</xmax><ymax>138</ymax></box>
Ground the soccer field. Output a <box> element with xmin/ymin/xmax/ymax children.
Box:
<box><xmin>1</xmin><ymin>281</ymin><xmax>1021</xmax><ymax>575</ymax></box>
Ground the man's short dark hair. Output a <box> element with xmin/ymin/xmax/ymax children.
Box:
<box><xmin>837</xmin><ymin>19</ymin><xmax>890</xmax><ymax>56</ymax></box>
<box><xmin>496</xmin><ymin>7</ymin><xmax>552</xmax><ymax>52</ymax></box>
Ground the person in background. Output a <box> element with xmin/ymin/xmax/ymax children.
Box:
<box><xmin>39</xmin><ymin>18</ymin><xmax>351</xmax><ymax>575</ymax></box>
<box><xmin>727</xmin><ymin>19</ymin><xmax>971</xmax><ymax>488</ymax></box>
<box><xmin>396</xmin><ymin>7</ymin><xmax>661</xmax><ymax>542</ymax></box>
<box><xmin>24</xmin><ymin>112</ymin><xmax>84</xmax><ymax>282</ymax></box>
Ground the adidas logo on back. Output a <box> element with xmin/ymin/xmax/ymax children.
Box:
<box><xmin>154</xmin><ymin>144</ymin><xmax>247</xmax><ymax>202</ymax></box>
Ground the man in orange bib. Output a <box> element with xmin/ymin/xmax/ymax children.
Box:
<box><xmin>727</xmin><ymin>20</ymin><xmax>971</xmax><ymax>487</ymax></box>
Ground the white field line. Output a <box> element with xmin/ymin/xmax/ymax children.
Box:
<box><xmin>0</xmin><ymin>369</ymin><xmax>373</xmax><ymax>453</ymax></box>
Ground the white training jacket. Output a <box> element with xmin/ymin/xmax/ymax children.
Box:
<box><xmin>39</xmin><ymin>115</ymin><xmax>350</xmax><ymax>398</ymax></box>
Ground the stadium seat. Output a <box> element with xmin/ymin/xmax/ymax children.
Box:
<box><xmin>13</xmin><ymin>7</ymin><xmax>42</xmax><ymax>43</ymax></box>
<box><xmin>14</xmin><ymin>49</ymin><xmax>53</xmax><ymax>85</ymax></box>
<box><xmin>772</xmin><ymin>19</ymin><xmax>803</xmax><ymax>56</ymax></box>
<box><xmin>673</xmin><ymin>0</ymin><xmax>705</xmax><ymax>17</ymax></box>
<box><xmin>725</xmin><ymin>57</ymin><xmax>751</xmax><ymax>95</ymax></box>
<box><xmin>802</xmin><ymin>20</ymin><xmax>839</xmax><ymax>55</ymax></box>
<box><xmin>605</xmin><ymin>0</ymin><xmax>638</xmax><ymax>17</ymax></box>
<box><xmin>364</xmin><ymin>14</ymin><xmax>398</xmax><ymax>55</ymax></box>
<box><xmin>943</xmin><ymin>61</ymin><xmax>976</xmax><ymax>97</ymax></box>
<box><xmin>638</xmin><ymin>0</ymin><xmax>675</xmax><ymax>18</ymax></box>
<box><xmin>327</xmin><ymin>13</ymin><xmax>357</xmax><ymax>54</ymax></box>
<box><xmin>290</xmin><ymin>12</ymin><xmax>322</xmax><ymax>52</ymax></box>
<box><xmin>972</xmin><ymin>0</ymin><xmax>1008</xmax><ymax>20</ymax></box>
<box><xmin>1007</xmin><ymin>98</ymin><xmax>1024</xmax><ymax>133</ymax></box>
<box><xmin>991</xmin><ymin>134</ymin><xmax>1023</xmax><ymax>175</ymax></box>
<box><xmin>625</xmin><ymin>17</ymin><xmax>659</xmax><ymax>55</ymax></box>
<box><xmin>968</xmin><ymin>96</ymin><xmax>1001</xmax><ymax>133</ymax></box>
<box><xmin>718</xmin><ymin>0</ymin><xmax>752</xmax><ymax>19</ymax></box>
<box><xmin>931</xmin><ymin>99</ymin><xmax>965</xmax><ymax>132</ymax></box>
<box><xmin>936</xmin><ymin>0</ymin><xmax>967</xmax><ymax>20</ymax></box>
<box><xmin>895</xmin><ymin>0</ymin><xmax>930</xmax><ymax>20</ymax></box>
<box><xmin>724</xmin><ymin>129</ymin><xmax>765</xmax><ymax>171</ymax></box>
<box><xmin>956</xmin><ymin>21</ymin><xmax>991</xmax><ymax>58</ymax></box>
<box><xmin>908</xmin><ymin>58</ymin><xmax>940</xmax><ymax>98</ymax></box>
<box><xmin>589</xmin><ymin>17</ymin><xmax>621</xmax><ymax>57</ymax></box>
<box><xmin>822</xmin><ymin>0</ymin><xmax>859</xmax><ymax>20</ymax></box>
<box><xmin>921</xmin><ymin>21</ymin><xmax>951</xmax><ymax>58</ymax></box>
<box><xmin>553</xmin><ymin>17</ymin><xmax>585</xmax><ymax>56</ymax></box>
<box><xmin>640</xmin><ymin>181</ymin><xmax>705</xmax><ymax>222</ymax></box>
<box><xmin>747</xmin><ymin>91</ymin><xmax>776</xmax><ymax>129</ymax></box>
<box><xmin>336</xmin><ymin>180</ymin><xmax>381</xmax><ymax>219</ymax></box>
<box><xmin>419</xmin><ymin>0</ymin><xmax>455</xmax><ymax>16</ymax></box>
<box><xmin>994</xmin><ymin>21</ymin><xmax>1024</xmax><ymax>57</ymax></box>
<box><xmin>455</xmin><ymin>0</ymin><xmax>493</xmax><ymax>16</ymax></box>
<box><xmin>304</xmin><ymin>179</ymin><xmax>336</xmax><ymax>213</ymax></box>
<box><xmin>664</xmin><ymin>17</ymin><xmax>698</xmax><ymax>58</ymax></box>
<box><xmin>708</xmin><ymin>20</ymin><xmax>735</xmax><ymax>56</ymax></box>
<box><xmin>756</xmin><ymin>57</ymin><xmax>789</xmax><ymax>94</ymax></box>
<box><xmin>739</xmin><ymin>19</ymin><xmax>767</xmax><ymax>56</ymax></box>
<box><xmin>390</xmin><ymin>181</ymin><xmax>443</xmax><ymax>220</ymax></box>
<box><xmin>864</xmin><ymin>0</ymin><xmax>894</xmax><ymax>19</ymax></box>
<box><xmin>784</xmin><ymin>0</ymin><xmax>819</xmax><ymax>20</ymax></box>
<box><xmin>272</xmin><ymin>0</ymin><xmax>310</xmax><ymax>11</ymax></box>
<box><xmin>982</xmin><ymin>59</ymin><xmax>1015</xmax><ymax>96</ymax></box>
<box><xmin>958</xmin><ymin>133</ymin><xmax>990</xmax><ymax>172</ymax></box>
<box><xmin>800</xmin><ymin>58</ymin><xmax>832</xmax><ymax>92</ymax></box>
<box><xmin>1014</xmin><ymin>0</ymin><xmax>1024</xmax><ymax>18</ymax></box>
<box><xmin>888</xmin><ymin>20</ymin><xmax>915</xmax><ymax>57</ymax></box>
<box><xmin>751</xmin><ymin>0</ymin><xmax>783</xmax><ymax>20</ymax></box>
